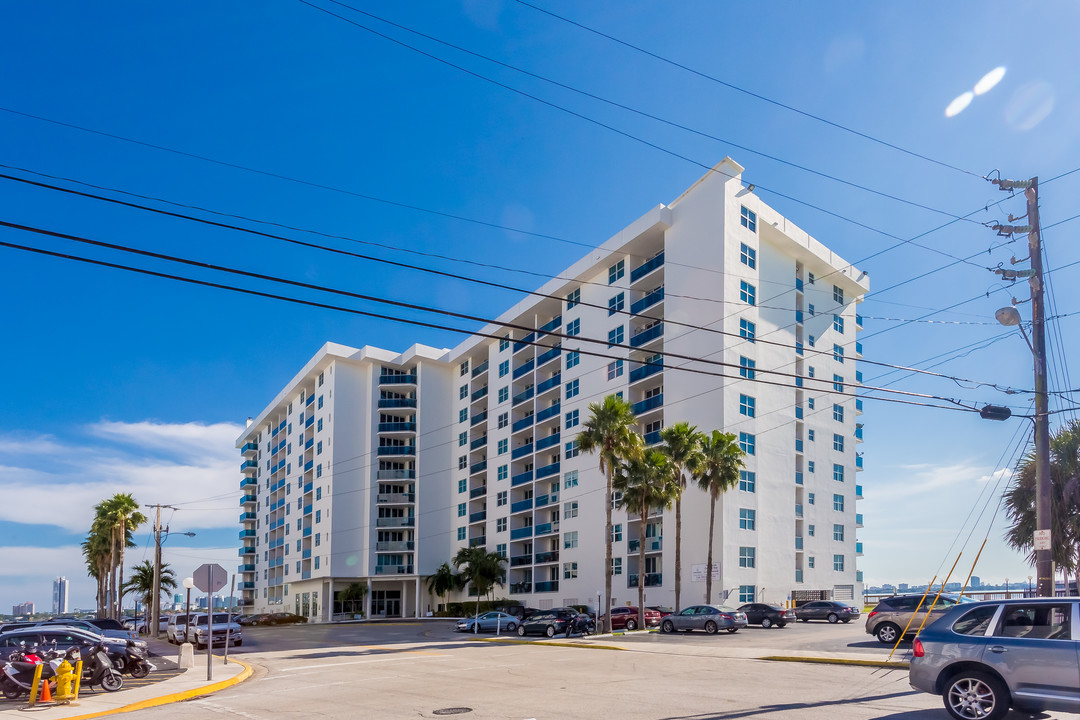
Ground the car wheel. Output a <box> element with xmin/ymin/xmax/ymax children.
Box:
<box><xmin>625</xmin><ymin>619</ymin><xmax>637</xmax><ymax>631</ymax></box>
<box><xmin>545</xmin><ymin>625</ymin><xmax>556</xmax><ymax>638</ymax></box>
<box><xmin>662</xmin><ymin>620</ymin><xmax>674</xmax><ymax>633</ymax></box>
<box><xmin>704</xmin><ymin>621</ymin><xmax>718</xmax><ymax>634</ymax></box>
<box><xmin>506</xmin><ymin>622</ymin><xmax>517</xmax><ymax>633</ymax></box>
<box><xmin>841</xmin><ymin>619</ymin><xmax>851</xmax><ymax>624</ymax></box>
<box><xmin>234</xmin><ymin>639</ymin><xmax>242</xmax><ymax>647</ymax></box>
<box><xmin>726</xmin><ymin>627</ymin><xmax>738</xmax><ymax>633</ymax></box>
<box><xmin>827</xmin><ymin>613</ymin><xmax>839</xmax><ymax>624</ymax></box>
<box><xmin>943</xmin><ymin>671</ymin><xmax>1010</xmax><ymax>720</ymax></box>
<box><xmin>761</xmin><ymin>618</ymin><xmax>773</xmax><ymax>629</ymax></box>
<box><xmin>516</xmin><ymin>625</ymin><xmax>526</xmax><ymax>637</ymax></box>
<box><xmin>777</xmin><ymin>622</ymin><xmax>787</xmax><ymax>628</ymax></box>
<box><xmin>875</xmin><ymin>623</ymin><xmax>901</xmax><ymax>644</ymax></box>
<box><xmin>799</xmin><ymin>618</ymin><xmax>809</xmax><ymax>623</ymax></box>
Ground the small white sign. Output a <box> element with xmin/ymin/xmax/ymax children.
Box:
<box><xmin>1034</xmin><ymin>529</ymin><xmax>1052</xmax><ymax>551</ymax></box>
<box><xmin>691</xmin><ymin>563</ymin><xmax>720</xmax><ymax>582</ymax></box>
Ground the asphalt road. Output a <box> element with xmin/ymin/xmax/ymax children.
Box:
<box><xmin>130</xmin><ymin>620</ymin><xmax>1079</xmax><ymax>720</ymax></box>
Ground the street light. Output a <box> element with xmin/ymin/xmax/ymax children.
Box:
<box><xmin>1005</xmin><ymin>578</ymin><xmax>1010</xmax><ymax>598</ymax></box>
<box><xmin>1028</xmin><ymin>575</ymin><xmax>1033</xmax><ymax>597</ymax></box>
<box><xmin>152</xmin><ymin>528</ymin><xmax>195</xmax><ymax>638</ymax></box>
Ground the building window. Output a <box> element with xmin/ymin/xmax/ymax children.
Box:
<box><xmin>497</xmin><ymin>491</ymin><xmax>507</xmax><ymax>506</ymax></box>
<box><xmin>500</xmin><ymin>335</ymin><xmax>510</xmax><ymax>351</ymax></box>
<box><xmin>611</xmin><ymin>523</ymin><xmax>622</xmax><ymax>542</ymax></box>
<box><xmin>607</xmin><ymin>360</ymin><xmax>624</xmax><ymax>380</ymax></box>
<box><xmin>808</xmin><ymin>461</ymin><xmax>815</xmax><ymax>474</ymax></box>
<box><xmin>458</xmin><ymin>456</ymin><xmax>468</xmax><ymax>470</ymax></box>
<box><xmin>493</xmin><ymin>439</ymin><xmax>505</xmax><ymax>454</ymax></box>
<box><xmin>498</xmin><ymin>360</ymin><xmax>509</xmax><ymax>377</ymax></box>
<box><xmin>315</xmin><ymin>532</ymin><xmax>321</xmax><ymax>546</ymax></box>
<box><xmin>608</xmin><ymin>293</ymin><xmax>625</xmax><ymax>315</ymax></box>
<box><xmin>739</xmin><ymin>546</ymin><xmax>756</xmax><ymax>568</ymax></box>
<box><xmin>497</xmin><ymin>412</ymin><xmax>508</xmax><ymax>429</ymax></box>
<box><xmin>739</xmin><ymin>394</ymin><xmax>755</xmax><ymax>417</ymax></box>
<box><xmin>833</xmin><ymin>494</ymin><xmax>845</xmax><ymax>511</ymax></box>
<box><xmin>458</xmin><ymin>479</ymin><xmax>467</xmax><ymax>493</ymax></box>
<box><xmin>459</xmin><ymin>432</ymin><xmax>467</xmax><ymax>447</ymax></box>
<box><xmin>317</xmin><ymin>396</ymin><xmax>324</xmax><ymax>410</ymax></box>
<box><xmin>833</xmin><ymin>344</ymin><xmax>845</xmax><ymax>363</ymax></box>
<box><xmin>566</xmin><ymin>288</ymin><xmax>581</xmax><ymax>309</ymax></box>
<box><xmin>808</xmin><ymin>556</ymin><xmax>816</xmax><ymax>568</ymax></box>
<box><xmin>808</xmin><ymin>304</ymin><xmax>815</xmax><ymax>316</ymax></box>
<box><xmin>739</xmin><ymin>356</ymin><xmax>756</xmax><ymax>379</ymax></box>
<box><xmin>566</xmin><ymin>319</ymin><xmax>580</xmax><ymax>337</ymax></box>
<box><xmin>740</xmin><ymin>242</ymin><xmax>756</xmax><ymax>268</ymax></box>
<box><xmin>496</xmin><ymin>543</ymin><xmax>507</xmax><ymax>558</ymax></box>
<box><xmin>459</xmin><ymin>408</ymin><xmax>468</xmax><ymax>423</ymax></box>
<box><xmin>315</xmin><ymin>510</ymin><xmax>322</xmax><ymax>523</ymax></box>
<box><xmin>808</xmin><ymin>335</ymin><xmax>816</xmax><ymax>348</ymax></box>
<box><xmin>739</xmin><ymin>508</ymin><xmax>756</xmax><ymax>530</ymax></box>
<box><xmin>739</xmin><ymin>585</ymin><xmax>756</xmax><ymax>603</ymax></box>
<box><xmin>608</xmin><ymin>326</ymin><xmax>624</xmax><ymax>346</ymax></box>
<box><xmin>564</xmin><ymin>501</ymin><xmax>579</xmax><ymax>519</ymax></box>
<box><xmin>497</xmin><ymin>465</ymin><xmax>508</xmax><ymax>481</ymax></box>
<box><xmin>565</xmin><ymin>440</ymin><xmax>580</xmax><ymax>458</ymax></box>
<box><xmin>808</xmin><ymin>429</ymin><xmax>815</xmax><ymax>442</ymax></box>
<box><xmin>808</xmin><ymin>397</ymin><xmax>815</xmax><ymax>410</ymax></box>
<box><xmin>833</xmin><ymin>285</ymin><xmax>844</xmax><ymax>305</ymax></box>
<box><xmin>498</xmin><ymin>387</ymin><xmax>509</xmax><ymax>403</ymax></box>
<box><xmin>739</xmin><ymin>470</ymin><xmax>755</xmax><ymax>492</ymax></box>
<box><xmin>833</xmin><ymin>315</ymin><xmax>844</xmax><ymax>334</ymax></box>
<box><xmin>833</xmin><ymin>404</ymin><xmax>844</xmax><ymax>423</ymax></box>
<box><xmin>833</xmin><ymin>464</ymin><xmax>845</xmax><ymax>483</ymax></box>
<box><xmin>457</xmin><ymin>527</ymin><xmax>466</xmax><ymax>541</ymax></box>
<box><xmin>739</xmin><ymin>319</ymin><xmax>755</xmax><ymax>343</ymax></box>
<box><xmin>564</xmin><ymin>470</ymin><xmax>578</xmax><ymax>489</ymax></box>
<box><xmin>833</xmin><ymin>524</ymin><xmax>845</xmax><ymax>541</ymax></box>
<box><xmin>565</xmin><ymin>350</ymin><xmax>580</xmax><ymax>369</ymax></box>
<box><xmin>459</xmin><ymin>385</ymin><xmax>468</xmax><ymax>400</ymax></box>
<box><xmin>317</xmin><ymin>418</ymin><xmax>323</xmax><ymax>432</ymax></box>
<box><xmin>612</xmin><ymin>558</ymin><xmax>622</xmax><ymax>575</ymax></box>
<box><xmin>564</xmin><ymin>562</ymin><xmax>579</xmax><ymax>579</ymax></box>
<box><xmin>318</xmin><ymin>371</ymin><xmax>324</xmax><ymax>386</ymax></box>
<box><xmin>808</xmin><ymin>493</ymin><xmax>816</xmax><ymax>505</ymax></box>
<box><xmin>833</xmin><ymin>375</ymin><xmax>844</xmax><ymax>392</ymax></box>
<box><xmin>833</xmin><ymin>554</ymin><xmax>845</xmax><ymax>572</ymax></box>
<box><xmin>609</xmin><ymin>260</ymin><xmax>625</xmax><ymax>284</ymax></box>
<box><xmin>833</xmin><ymin>434</ymin><xmax>845</xmax><ymax>452</ymax></box>
<box><xmin>314</xmin><ymin>556</ymin><xmax>320</xmax><ymax>570</ymax></box>
<box><xmin>460</xmin><ymin>360</ymin><xmax>470</xmax><ymax>376</ymax></box>
<box><xmin>564</xmin><ymin>531</ymin><xmax>578</xmax><ymax>549</ymax></box>
<box><xmin>566</xmin><ymin>379</ymin><xmax>579</xmax><ymax>399</ymax></box>
<box><xmin>739</xmin><ymin>432</ymin><xmax>756</xmax><ymax>455</ymax></box>
<box><xmin>564</xmin><ymin>409</ymin><xmax>581</xmax><ymax>429</ymax></box>
<box><xmin>740</xmin><ymin>206</ymin><xmax>757</xmax><ymax>232</ymax></box>
<box><xmin>740</xmin><ymin>281</ymin><xmax>756</xmax><ymax>306</ymax></box>
<box><xmin>497</xmin><ymin>518</ymin><xmax>507</xmax><ymax>532</ymax></box>
<box><xmin>808</xmin><ymin>524</ymin><xmax>816</xmax><ymax>536</ymax></box>
<box><xmin>457</xmin><ymin>503</ymin><xmax>466</xmax><ymax>517</ymax></box>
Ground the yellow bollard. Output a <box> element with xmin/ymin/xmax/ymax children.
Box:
<box><xmin>54</xmin><ymin>659</ymin><xmax>75</xmax><ymax>703</ymax></box>
<box><xmin>72</xmin><ymin>659</ymin><xmax>83</xmax><ymax>701</ymax></box>
<box><xmin>27</xmin><ymin>663</ymin><xmax>44</xmax><ymax>707</ymax></box>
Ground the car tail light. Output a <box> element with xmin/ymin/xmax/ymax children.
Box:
<box><xmin>913</xmin><ymin>638</ymin><xmax>924</xmax><ymax>658</ymax></box>
<box><xmin>867</xmin><ymin>611</ymin><xmax>877</xmax><ymax>619</ymax></box>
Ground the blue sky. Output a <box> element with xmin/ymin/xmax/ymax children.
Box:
<box><xmin>2</xmin><ymin>1</ymin><xmax>1078</xmax><ymax>611</ymax></box>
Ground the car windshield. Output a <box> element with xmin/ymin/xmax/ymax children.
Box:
<box><xmin>195</xmin><ymin>614</ymin><xmax>233</xmax><ymax>625</ymax></box>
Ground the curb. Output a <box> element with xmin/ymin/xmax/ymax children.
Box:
<box><xmin>42</xmin><ymin>656</ymin><xmax>254</xmax><ymax>720</ymax></box>
<box><xmin>477</xmin><ymin>638</ymin><xmax>626</xmax><ymax>651</ymax></box>
<box><xmin>758</xmin><ymin>655</ymin><xmax>910</xmax><ymax>669</ymax></box>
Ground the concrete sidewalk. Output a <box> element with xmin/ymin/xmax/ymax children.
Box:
<box><xmin>0</xmin><ymin>649</ymin><xmax>252</xmax><ymax>720</ymax></box>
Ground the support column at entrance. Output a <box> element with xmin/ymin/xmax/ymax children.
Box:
<box><xmin>415</xmin><ymin>576</ymin><xmax>421</xmax><ymax>617</ymax></box>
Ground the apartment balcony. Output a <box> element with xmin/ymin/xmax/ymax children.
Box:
<box><xmin>240</xmin><ymin>477</ymin><xmax>257</xmax><ymax>490</ymax></box>
<box><xmin>795</xmin><ymin>504</ymin><xmax>804</xmax><ymax>518</ymax></box>
<box><xmin>240</xmin><ymin>597</ymin><xmax>255</xmax><ymax>607</ymax></box>
<box><xmin>510</xmin><ymin>498</ymin><xmax>533</xmax><ymax>513</ymax></box>
<box><xmin>795</xmin><ymin>277</ymin><xmax>804</xmax><ymax>293</ymax></box>
<box><xmin>535</xmin><ymin>373</ymin><xmax>561</xmax><ymax>396</ymax></box>
<box><xmin>240</xmin><ymin>581</ymin><xmax>256</xmax><ymax>590</ymax></box>
<box><xmin>304</xmin><ymin>415</ymin><xmax>315</xmax><ymax>429</ymax></box>
<box><xmin>469</xmin><ymin>536</ymin><xmax>487</xmax><ymax>548</ymax></box>
<box><xmin>534</xmin><ymin>550</ymin><xmax>559</xmax><ymax>564</ymax></box>
<box><xmin>855</xmin><ymin>370</ymin><xmax>863</xmax><ymax>384</ymax></box>
<box><xmin>855</xmin><ymin>342</ymin><xmax>863</xmax><ymax>357</ymax></box>
<box><xmin>241</xmin><ymin>442</ymin><xmax>259</xmax><ymax>458</ymax></box>
<box><xmin>629</xmin><ymin>361</ymin><xmax>663</xmax><ymax>384</ymax></box>
<box><xmin>305</xmin><ymin>393</ymin><xmax>315</xmax><ymax>407</ymax></box>
<box><xmin>630</xmin><ymin>287</ymin><xmax>664</xmax><ymax>315</ymax></box>
<box><xmin>471</xmin><ymin>386</ymin><xmax>489</xmax><ymax>402</ymax></box>
<box><xmin>632</xmin><ymin>394</ymin><xmax>663</xmax><ymax>415</ymax></box>
<box><xmin>510</xmin><ymin>526</ymin><xmax>533</xmax><ymax>540</ymax></box>
<box><xmin>238</xmin><ymin>564</ymin><xmax>256</xmax><ymax>573</ymax></box>
<box><xmin>857</xmin><ymin>570</ymin><xmax>864</xmax><ymax>583</ymax></box>
<box><xmin>513</xmin><ymin>359</ymin><xmax>535</xmax><ymax>380</ymax></box>
<box><xmin>470</xmin><ymin>410</ymin><xmax>488</xmax><ymax>427</ymax></box>
<box><xmin>512</xmin><ymin>470</ymin><xmax>534</xmax><ymax>487</ymax></box>
<box><xmin>856</xmin><ymin>513</ymin><xmax>864</xmax><ymax>528</ymax></box>
<box><xmin>795</xmin><ymin>406</ymin><xmax>803</xmax><ymax>419</ymax></box>
<box><xmin>377</xmin><ymin>445</ymin><xmax>416</xmax><ymax>456</ymax></box>
<box><xmin>239</xmin><ymin>546</ymin><xmax>255</xmax><ymax>556</ymax></box>
<box><xmin>379</xmin><ymin>373</ymin><xmax>417</xmax><ymax>385</ymax></box>
<box><xmin>535</xmin><ymin>581</ymin><xmax>559</xmax><ymax>593</ymax></box>
<box><xmin>304</xmin><ymin>459</ymin><xmax>314</xmax><ymax>472</ymax></box>
<box><xmin>795</xmin><ymin>472</ymin><xmax>804</xmax><ymax>485</ymax></box>
<box><xmin>795</xmin><ymin>376</ymin><xmax>803</xmax><ymax>388</ymax></box>
<box><xmin>470</xmin><ymin>460</ymin><xmax>488</xmax><ymax>475</ymax></box>
<box><xmin>470</xmin><ymin>435</ymin><xmax>489</xmax><ymax>452</ymax></box>
<box><xmin>376</xmin><ymin>541</ymin><xmax>416</xmax><ymax>552</ymax></box>
<box><xmin>535</xmin><ymin>433</ymin><xmax>560</xmax><ymax>452</ymax></box>
<box><xmin>376</xmin><ymin>516</ymin><xmax>415</xmax><ymax>527</ymax></box>
<box><xmin>513</xmin><ymin>332</ymin><xmax>536</xmax><ymax>354</ymax></box>
<box><xmin>855</xmin><ymin>399</ymin><xmax>863</xmax><ymax>414</ymax></box>
<box><xmin>378</xmin><ymin>421</ymin><xmax>416</xmax><ymax>433</ymax></box>
<box><xmin>509</xmin><ymin>582</ymin><xmax>532</xmax><ymax>594</ymax></box>
<box><xmin>795</xmin><ymin>342</ymin><xmax>804</xmax><ymax>356</ymax></box>
<box><xmin>795</xmin><ymin>439</ymin><xmax>804</xmax><ymax>453</ymax></box>
<box><xmin>534</xmin><ymin>491</ymin><xmax>558</xmax><ymax>508</ymax></box>
<box><xmin>377</xmin><ymin>469</ymin><xmax>416</xmax><ymax>480</ymax></box>
<box><xmin>627</xmin><ymin>573</ymin><xmax>662</xmax><ymax>588</ymax></box>
<box><xmin>512</xmin><ymin>442</ymin><xmax>533</xmax><ymax>460</ymax></box>
<box><xmin>535</xmin><ymin>403</ymin><xmax>561</xmax><ymax>424</ymax></box>
<box><xmin>855</xmin><ymin>424</ymin><xmax>864</xmax><ymax>441</ymax></box>
<box><xmin>629</xmin><ymin>323</ymin><xmax>664</xmax><ymax>348</ymax></box>
<box><xmin>795</xmin><ymin>310</ymin><xmax>804</xmax><ymax>324</ymax></box>
<box><xmin>856</xmin><ymin>542</ymin><xmax>864</xmax><ymax>556</ymax></box>
<box><xmin>471</xmin><ymin>360</ymin><xmax>489</xmax><ymax>378</ymax></box>
<box><xmin>303</xmin><ymin>526</ymin><xmax>312</xmax><ymax>537</ymax></box>
<box><xmin>303</xmin><ymin>503</ymin><xmax>313</xmax><ymax>515</ymax></box>
<box><xmin>302</xmin><ymin>549</ymin><xmax>312</xmax><ymax>559</ymax></box>
<box><xmin>305</xmin><ymin>437</ymin><xmax>314</xmax><ymax>451</ymax></box>
<box><xmin>536</xmin><ymin>345</ymin><xmax>561</xmax><ymax>368</ymax></box>
<box><xmin>535</xmin><ymin>462</ymin><xmax>560</xmax><ymax>480</ymax></box>
<box><xmin>378</xmin><ymin>397</ymin><xmax>417</xmax><ymax>409</ymax></box>
<box><xmin>469</xmin><ymin>510</ymin><xmax>487</xmax><ymax>523</ymax></box>
<box><xmin>856</xmin><ymin>455</ymin><xmax>864</xmax><ymax>471</ymax></box>
<box><xmin>512</xmin><ymin>387</ymin><xmax>534</xmax><ymax>407</ymax></box>
<box><xmin>512</xmin><ymin>415</ymin><xmax>535</xmax><ymax>433</ymax></box>
<box><xmin>510</xmin><ymin>554</ymin><xmax>532</xmax><ymax>567</ymax></box>
<box><xmin>538</xmin><ymin>315</ymin><xmax>562</xmax><ymax>335</ymax></box>
<box><xmin>643</xmin><ymin>430</ymin><xmax>661</xmax><ymax>446</ymax></box>
<box><xmin>795</xmin><ymin>536</ymin><xmax>804</xmax><ymax>550</ymax></box>
<box><xmin>469</xmin><ymin>486</ymin><xmax>487</xmax><ymax>499</ymax></box>
<box><xmin>856</xmin><ymin>484</ymin><xmax>863</xmax><ymax>499</ymax></box>
<box><xmin>795</xmin><ymin>569</ymin><xmax>804</xmax><ymax>583</ymax></box>
<box><xmin>240</xmin><ymin>494</ymin><xmax>257</xmax><ymax>506</ymax></box>
<box><xmin>377</xmin><ymin>492</ymin><xmax>415</xmax><ymax>504</ymax></box>
<box><xmin>630</xmin><ymin>251</ymin><xmax>664</xmax><ymax>283</ymax></box>
<box><xmin>855</xmin><ymin>314</ymin><xmax>863</xmax><ymax>329</ymax></box>
<box><xmin>240</xmin><ymin>459</ymin><xmax>258</xmax><ymax>474</ymax></box>
<box><xmin>374</xmin><ymin>565</ymin><xmax>415</xmax><ymax>575</ymax></box>
<box><xmin>534</xmin><ymin>521</ymin><xmax>560</xmax><ymax>536</ymax></box>
<box><xmin>627</xmin><ymin>537</ymin><xmax>663</xmax><ymax>552</ymax></box>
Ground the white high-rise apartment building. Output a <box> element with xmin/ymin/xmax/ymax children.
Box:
<box><xmin>238</xmin><ymin>158</ymin><xmax>868</xmax><ymax>618</ymax></box>
<box><xmin>52</xmin><ymin>576</ymin><xmax>69</xmax><ymax>614</ymax></box>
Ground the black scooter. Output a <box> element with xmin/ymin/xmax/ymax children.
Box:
<box><xmin>82</xmin><ymin>642</ymin><xmax>124</xmax><ymax>692</ymax></box>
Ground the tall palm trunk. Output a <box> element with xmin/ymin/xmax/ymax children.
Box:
<box><xmin>674</xmin><ymin>464</ymin><xmax>683</xmax><ymax>612</ymax></box>
<box><xmin>637</xmin><ymin>506</ymin><xmax>647</xmax><ymax>629</ymax></box>
<box><xmin>109</xmin><ymin>529</ymin><xmax>119</xmax><ymax>618</ymax></box>
<box><xmin>604</xmin><ymin>462</ymin><xmax>614</xmax><ymax>630</ymax></box>
<box><xmin>116</xmin><ymin>518</ymin><xmax>128</xmax><ymax>618</ymax></box>
<box><xmin>705</xmin><ymin>491</ymin><xmax>717</xmax><ymax>603</ymax></box>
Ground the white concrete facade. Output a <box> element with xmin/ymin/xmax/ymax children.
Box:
<box><xmin>238</xmin><ymin>158</ymin><xmax>869</xmax><ymax>617</ymax></box>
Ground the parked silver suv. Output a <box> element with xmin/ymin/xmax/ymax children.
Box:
<box><xmin>909</xmin><ymin>597</ymin><xmax>1078</xmax><ymax>720</ymax></box>
<box><xmin>865</xmin><ymin>593</ymin><xmax>971</xmax><ymax>644</ymax></box>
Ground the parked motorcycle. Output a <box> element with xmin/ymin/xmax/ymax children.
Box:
<box><xmin>0</xmin><ymin>644</ymin><xmax>79</xmax><ymax>699</ymax></box>
<box><xmin>115</xmin><ymin>640</ymin><xmax>154</xmax><ymax>679</ymax></box>
<box><xmin>82</xmin><ymin>641</ymin><xmax>124</xmax><ymax>692</ymax></box>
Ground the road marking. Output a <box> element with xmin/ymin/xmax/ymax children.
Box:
<box><xmin>276</xmin><ymin>655</ymin><xmax>450</xmax><ymax>674</ymax></box>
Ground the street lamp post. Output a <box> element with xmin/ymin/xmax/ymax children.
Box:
<box><xmin>152</xmin><ymin>528</ymin><xmax>195</xmax><ymax>638</ymax></box>
<box><xmin>1005</xmin><ymin>578</ymin><xmax>1010</xmax><ymax>598</ymax></box>
<box><xmin>1028</xmin><ymin>575</ymin><xmax>1033</xmax><ymax>597</ymax></box>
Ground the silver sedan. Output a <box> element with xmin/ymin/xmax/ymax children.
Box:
<box><xmin>660</xmin><ymin>605</ymin><xmax>748</xmax><ymax>634</ymax></box>
<box><xmin>455</xmin><ymin>611</ymin><xmax>519</xmax><ymax>633</ymax></box>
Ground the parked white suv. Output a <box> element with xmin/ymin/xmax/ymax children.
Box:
<box><xmin>184</xmin><ymin>613</ymin><xmax>243</xmax><ymax>648</ymax></box>
<box><xmin>166</xmin><ymin>614</ymin><xmax>189</xmax><ymax>644</ymax></box>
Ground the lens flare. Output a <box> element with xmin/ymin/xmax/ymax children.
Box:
<box><xmin>974</xmin><ymin>67</ymin><xmax>1006</xmax><ymax>96</ymax></box>
<box><xmin>945</xmin><ymin>92</ymin><xmax>973</xmax><ymax>118</ymax></box>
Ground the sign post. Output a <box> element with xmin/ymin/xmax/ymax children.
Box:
<box><xmin>193</xmin><ymin>563</ymin><xmax>228</xmax><ymax>681</ymax></box>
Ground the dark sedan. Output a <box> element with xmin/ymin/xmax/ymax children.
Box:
<box><xmin>737</xmin><ymin>603</ymin><xmax>796</xmax><ymax>628</ymax></box>
<box><xmin>516</xmin><ymin>607</ymin><xmax>577</xmax><ymax>637</ymax></box>
<box><xmin>795</xmin><ymin>600</ymin><xmax>861</xmax><ymax>623</ymax></box>
<box><xmin>268</xmin><ymin>612</ymin><xmax>307</xmax><ymax>625</ymax></box>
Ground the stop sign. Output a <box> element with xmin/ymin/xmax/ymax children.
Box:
<box><xmin>193</xmin><ymin>563</ymin><xmax>228</xmax><ymax>593</ymax></box>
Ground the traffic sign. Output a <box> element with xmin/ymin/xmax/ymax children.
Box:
<box><xmin>193</xmin><ymin>563</ymin><xmax>228</xmax><ymax>593</ymax></box>
<box><xmin>1034</xmin><ymin>529</ymin><xmax>1052</xmax><ymax>551</ymax></box>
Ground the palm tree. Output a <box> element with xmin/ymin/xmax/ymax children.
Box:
<box><xmin>95</xmin><ymin>494</ymin><xmax>147</xmax><ymax>618</ymax></box>
<box><xmin>1005</xmin><ymin>419</ymin><xmax>1080</xmax><ymax>591</ymax></box>
<box><xmin>81</xmin><ymin>531</ymin><xmax>111</xmax><ymax>617</ymax></box>
<box><xmin>615</xmin><ymin>446</ymin><xmax>678</xmax><ymax>630</ymax></box>
<box><xmin>697</xmin><ymin>430</ymin><xmax>746</xmax><ymax>603</ymax></box>
<box><xmin>453</xmin><ymin>547</ymin><xmax>506</xmax><ymax>621</ymax></box>
<box><xmin>660</xmin><ymin>422</ymin><xmax>703</xmax><ymax>611</ymax></box>
<box><xmin>121</xmin><ymin>560</ymin><xmax>177</xmax><ymax>614</ymax></box>
<box><xmin>427</xmin><ymin>562</ymin><xmax>458</xmax><ymax>610</ymax></box>
<box><xmin>578</xmin><ymin>395</ymin><xmax>639</xmax><ymax>626</ymax></box>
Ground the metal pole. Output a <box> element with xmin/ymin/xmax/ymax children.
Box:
<box><xmin>206</xmin><ymin>587</ymin><xmax>213</xmax><ymax>681</ymax></box>
<box><xmin>1026</xmin><ymin>178</ymin><xmax>1053</xmax><ymax>598</ymax></box>
<box><xmin>224</xmin><ymin>574</ymin><xmax>235</xmax><ymax>665</ymax></box>
<box><xmin>185</xmin><ymin>587</ymin><xmax>191</xmax><ymax>639</ymax></box>
<box><xmin>152</xmin><ymin>507</ymin><xmax>162</xmax><ymax>638</ymax></box>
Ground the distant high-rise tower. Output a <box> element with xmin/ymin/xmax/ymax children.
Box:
<box><xmin>13</xmin><ymin>601</ymin><xmax>35</xmax><ymax>616</ymax></box>
<box><xmin>969</xmin><ymin>576</ymin><xmax>981</xmax><ymax>589</ymax></box>
<box><xmin>52</xmin><ymin>577</ymin><xmax>69</xmax><ymax>614</ymax></box>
